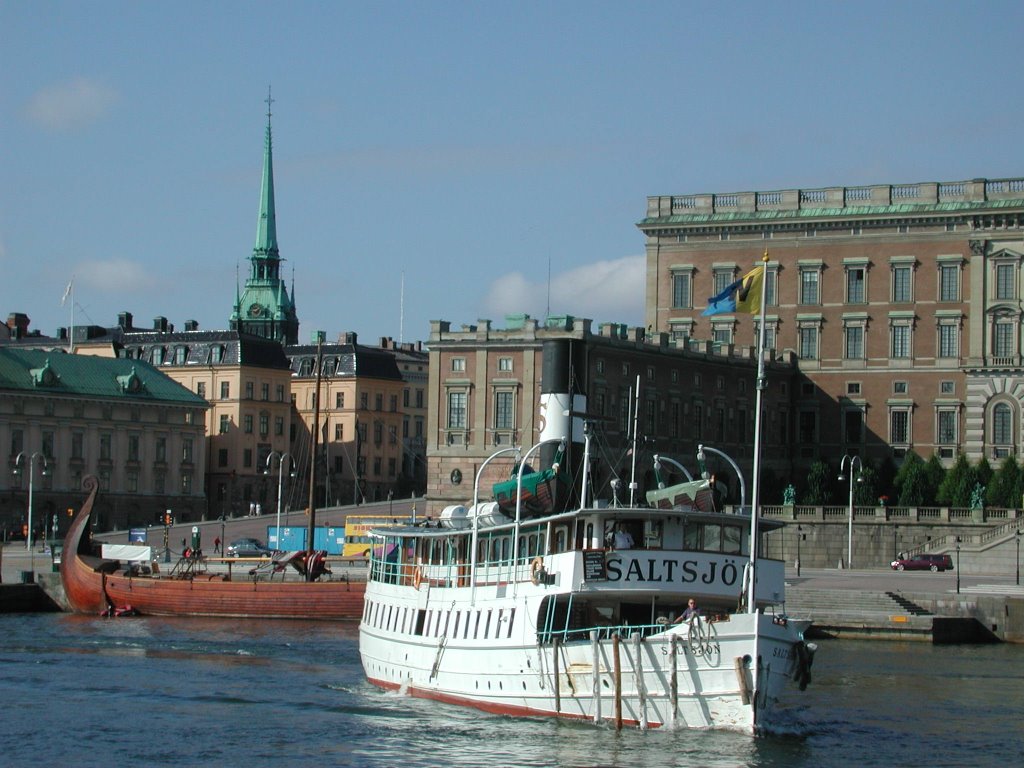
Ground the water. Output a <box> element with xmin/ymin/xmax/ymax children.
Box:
<box><xmin>1</xmin><ymin>613</ymin><xmax>1022</xmax><ymax>768</ymax></box>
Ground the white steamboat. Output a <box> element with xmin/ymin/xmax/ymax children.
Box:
<box><xmin>359</xmin><ymin>427</ymin><xmax>814</xmax><ymax>732</ymax></box>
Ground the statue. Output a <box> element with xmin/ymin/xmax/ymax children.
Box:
<box><xmin>783</xmin><ymin>484</ymin><xmax>796</xmax><ymax>506</ymax></box>
<box><xmin>970</xmin><ymin>482</ymin><xmax>985</xmax><ymax>510</ymax></box>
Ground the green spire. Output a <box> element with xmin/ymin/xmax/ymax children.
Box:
<box><xmin>254</xmin><ymin>87</ymin><xmax>278</xmax><ymax>258</ymax></box>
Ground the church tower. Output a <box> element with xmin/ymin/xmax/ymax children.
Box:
<box><xmin>230</xmin><ymin>90</ymin><xmax>300</xmax><ymax>345</ymax></box>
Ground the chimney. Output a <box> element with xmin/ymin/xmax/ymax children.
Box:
<box><xmin>153</xmin><ymin>316</ymin><xmax>168</xmax><ymax>333</ymax></box>
<box><xmin>117</xmin><ymin>311</ymin><xmax>133</xmax><ymax>330</ymax></box>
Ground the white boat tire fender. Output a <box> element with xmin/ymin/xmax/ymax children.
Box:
<box><xmin>530</xmin><ymin>557</ymin><xmax>545</xmax><ymax>585</ymax></box>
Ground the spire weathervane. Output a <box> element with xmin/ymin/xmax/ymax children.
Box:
<box><xmin>265</xmin><ymin>85</ymin><xmax>274</xmax><ymax>121</ymax></box>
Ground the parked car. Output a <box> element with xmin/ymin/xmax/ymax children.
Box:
<box><xmin>890</xmin><ymin>553</ymin><xmax>954</xmax><ymax>572</ymax></box>
<box><xmin>226</xmin><ymin>538</ymin><xmax>271</xmax><ymax>558</ymax></box>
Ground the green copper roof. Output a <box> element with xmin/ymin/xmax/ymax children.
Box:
<box><xmin>254</xmin><ymin>97</ymin><xmax>278</xmax><ymax>257</ymax></box>
<box><xmin>0</xmin><ymin>348</ymin><xmax>208</xmax><ymax>405</ymax></box>
<box><xmin>637</xmin><ymin>197</ymin><xmax>1024</xmax><ymax>227</ymax></box>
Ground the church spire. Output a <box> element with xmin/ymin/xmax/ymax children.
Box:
<box><xmin>254</xmin><ymin>86</ymin><xmax>278</xmax><ymax>259</ymax></box>
<box><xmin>229</xmin><ymin>88</ymin><xmax>299</xmax><ymax>345</ymax></box>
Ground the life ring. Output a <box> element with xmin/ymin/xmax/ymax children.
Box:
<box><xmin>413</xmin><ymin>566</ymin><xmax>424</xmax><ymax>589</ymax></box>
<box><xmin>530</xmin><ymin>557</ymin><xmax>545</xmax><ymax>585</ymax></box>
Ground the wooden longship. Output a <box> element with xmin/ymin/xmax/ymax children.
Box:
<box><xmin>60</xmin><ymin>476</ymin><xmax>365</xmax><ymax>620</ymax></box>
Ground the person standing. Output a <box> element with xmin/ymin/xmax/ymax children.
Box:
<box><xmin>214</xmin><ymin>537</ymin><xmax>221</xmax><ymax>554</ymax></box>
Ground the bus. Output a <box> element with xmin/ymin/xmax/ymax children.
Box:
<box><xmin>340</xmin><ymin>514</ymin><xmax>413</xmax><ymax>557</ymax></box>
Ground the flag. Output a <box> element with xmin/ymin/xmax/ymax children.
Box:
<box><xmin>701</xmin><ymin>266</ymin><xmax>764</xmax><ymax>316</ymax></box>
<box><xmin>61</xmin><ymin>280</ymin><xmax>73</xmax><ymax>307</ymax></box>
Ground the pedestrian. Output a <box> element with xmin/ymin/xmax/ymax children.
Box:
<box><xmin>214</xmin><ymin>537</ymin><xmax>221</xmax><ymax>554</ymax></box>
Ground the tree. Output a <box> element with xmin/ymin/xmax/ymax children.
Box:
<box><xmin>937</xmin><ymin>454</ymin><xmax>974</xmax><ymax>507</ymax></box>
<box><xmin>854</xmin><ymin>464</ymin><xmax>879</xmax><ymax>506</ymax></box>
<box><xmin>894</xmin><ymin>452</ymin><xmax>924</xmax><ymax>502</ymax></box>
<box><xmin>897</xmin><ymin>458</ymin><xmax>928</xmax><ymax>506</ymax></box>
<box><xmin>803</xmin><ymin>460</ymin><xmax>833</xmax><ymax>505</ymax></box>
<box><xmin>923</xmin><ymin>454</ymin><xmax>946</xmax><ymax>506</ymax></box>
<box><xmin>975</xmin><ymin>457</ymin><xmax>993</xmax><ymax>490</ymax></box>
<box><xmin>986</xmin><ymin>456</ymin><xmax>1021</xmax><ymax>509</ymax></box>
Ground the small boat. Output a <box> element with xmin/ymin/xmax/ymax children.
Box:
<box><xmin>60</xmin><ymin>476</ymin><xmax>365</xmax><ymax>620</ymax></box>
<box><xmin>359</xmin><ymin>430</ymin><xmax>815</xmax><ymax>732</ymax></box>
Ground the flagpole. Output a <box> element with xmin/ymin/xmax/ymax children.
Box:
<box><xmin>747</xmin><ymin>250</ymin><xmax>770</xmax><ymax>613</ymax></box>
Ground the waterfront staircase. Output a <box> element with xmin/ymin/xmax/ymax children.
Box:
<box><xmin>782</xmin><ymin>585</ymin><xmax>935</xmax><ymax>640</ymax></box>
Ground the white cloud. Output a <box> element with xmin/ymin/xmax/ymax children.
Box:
<box><xmin>79</xmin><ymin>259</ymin><xmax>159</xmax><ymax>293</ymax></box>
<box><xmin>24</xmin><ymin>77</ymin><xmax>118</xmax><ymax>132</ymax></box>
<box><xmin>482</xmin><ymin>254</ymin><xmax>645</xmax><ymax>328</ymax></box>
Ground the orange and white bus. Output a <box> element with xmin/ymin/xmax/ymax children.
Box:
<box><xmin>341</xmin><ymin>515</ymin><xmax>413</xmax><ymax>557</ymax></box>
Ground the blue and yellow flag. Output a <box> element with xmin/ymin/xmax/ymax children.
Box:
<box><xmin>702</xmin><ymin>266</ymin><xmax>764</xmax><ymax>316</ymax></box>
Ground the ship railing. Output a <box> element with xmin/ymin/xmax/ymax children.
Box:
<box><xmin>538</xmin><ymin>622</ymin><xmax>667</xmax><ymax>645</ymax></box>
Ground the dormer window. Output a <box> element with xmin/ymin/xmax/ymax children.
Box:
<box><xmin>116</xmin><ymin>367</ymin><xmax>145</xmax><ymax>394</ymax></box>
<box><xmin>30</xmin><ymin>359</ymin><xmax>59</xmax><ymax>387</ymax></box>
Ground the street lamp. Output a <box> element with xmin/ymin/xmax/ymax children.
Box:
<box><xmin>955</xmin><ymin>536</ymin><xmax>962</xmax><ymax>593</ymax></box>
<box><xmin>13</xmin><ymin>451</ymin><xmax>49</xmax><ymax>576</ymax></box>
<box><xmin>796</xmin><ymin>524</ymin><xmax>803</xmax><ymax>577</ymax></box>
<box><xmin>838</xmin><ymin>455</ymin><xmax>863</xmax><ymax>569</ymax></box>
<box><xmin>265</xmin><ymin>452</ymin><xmax>294</xmax><ymax>551</ymax></box>
<box><xmin>696</xmin><ymin>444</ymin><xmax>746</xmax><ymax>513</ymax></box>
<box><xmin>1015</xmin><ymin>529</ymin><xmax>1021</xmax><ymax>587</ymax></box>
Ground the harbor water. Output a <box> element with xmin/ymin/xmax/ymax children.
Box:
<box><xmin>1</xmin><ymin>613</ymin><xmax>1022</xmax><ymax>767</ymax></box>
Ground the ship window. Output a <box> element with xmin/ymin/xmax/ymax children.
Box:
<box><xmin>474</xmin><ymin>611</ymin><xmax>482</xmax><ymax>639</ymax></box>
<box><xmin>723</xmin><ymin>525</ymin><xmax>742</xmax><ymax>554</ymax></box>
<box><xmin>704</xmin><ymin>524</ymin><xmax>723</xmax><ymax>552</ymax></box>
<box><xmin>554</xmin><ymin>527</ymin><xmax>568</xmax><ymax>552</ymax></box>
<box><xmin>452</xmin><ymin>612</ymin><xmax>461</xmax><ymax>638</ymax></box>
<box><xmin>485</xmin><ymin>609</ymin><xmax>493</xmax><ymax>638</ymax></box>
<box><xmin>464</xmin><ymin>612</ymin><xmax>472</xmax><ymax>639</ymax></box>
<box><xmin>507</xmin><ymin>607</ymin><xmax>516</xmax><ymax>638</ymax></box>
<box><xmin>415</xmin><ymin>610</ymin><xmax>426</xmax><ymax>636</ymax></box>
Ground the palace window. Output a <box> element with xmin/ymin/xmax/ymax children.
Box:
<box><xmin>890</xmin><ymin>324</ymin><xmax>911</xmax><ymax>359</ymax></box>
<box><xmin>993</xmin><ymin>320</ymin><xmax>1016</xmax><ymax>357</ymax></box>
<box><xmin>890</xmin><ymin>409</ymin><xmax>910</xmax><ymax>445</ymax></box>
<box><xmin>892</xmin><ymin>265</ymin><xmax>912</xmax><ymax>302</ymax></box>
<box><xmin>447</xmin><ymin>391</ymin><xmax>467</xmax><ymax>429</ymax></box>
<box><xmin>939</xmin><ymin>264</ymin><xmax>960</xmax><ymax>301</ymax></box>
<box><xmin>937</xmin><ymin>409</ymin><xmax>957</xmax><ymax>444</ymax></box>
<box><xmin>938</xmin><ymin>323</ymin><xmax>959</xmax><ymax>358</ymax></box>
<box><xmin>798</xmin><ymin>326</ymin><xmax>818</xmax><ymax>360</ymax></box>
<box><xmin>846</xmin><ymin>267</ymin><xmax>865</xmax><ymax>304</ymax></box>
<box><xmin>844</xmin><ymin>325</ymin><xmax>864</xmax><ymax>359</ymax></box>
<box><xmin>671</xmin><ymin>271</ymin><xmax>692</xmax><ymax>309</ymax></box>
<box><xmin>799</xmin><ymin>269</ymin><xmax>820</xmax><ymax>305</ymax></box>
<box><xmin>992</xmin><ymin>402</ymin><xmax>1013</xmax><ymax>446</ymax></box>
<box><xmin>995</xmin><ymin>262</ymin><xmax>1017</xmax><ymax>301</ymax></box>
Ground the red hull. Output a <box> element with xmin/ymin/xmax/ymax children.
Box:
<box><xmin>61</xmin><ymin>477</ymin><xmax>365</xmax><ymax>620</ymax></box>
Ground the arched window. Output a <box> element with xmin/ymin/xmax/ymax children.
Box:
<box><xmin>992</xmin><ymin>403</ymin><xmax>1013</xmax><ymax>446</ymax></box>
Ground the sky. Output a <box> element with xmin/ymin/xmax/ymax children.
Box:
<box><xmin>3</xmin><ymin>1</ymin><xmax>1024</xmax><ymax>345</ymax></box>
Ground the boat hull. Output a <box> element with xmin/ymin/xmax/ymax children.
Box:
<box><xmin>60</xmin><ymin>477</ymin><xmax>366</xmax><ymax>620</ymax></box>
<box><xmin>360</xmin><ymin>591</ymin><xmax>804</xmax><ymax>732</ymax></box>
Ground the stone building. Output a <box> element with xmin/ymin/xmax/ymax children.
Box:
<box><xmin>0</xmin><ymin>347</ymin><xmax>208</xmax><ymax>536</ymax></box>
<box><xmin>424</xmin><ymin>315</ymin><xmax>795</xmax><ymax>516</ymax></box>
<box><xmin>639</xmin><ymin>177</ymin><xmax>1024</xmax><ymax>469</ymax></box>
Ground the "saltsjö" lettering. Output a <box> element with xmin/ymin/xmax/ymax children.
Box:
<box><xmin>605</xmin><ymin>557</ymin><xmax>741</xmax><ymax>587</ymax></box>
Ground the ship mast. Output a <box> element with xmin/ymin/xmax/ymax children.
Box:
<box><xmin>306</xmin><ymin>334</ymin><xmax>323</xmax><ymax>579</ymax></box>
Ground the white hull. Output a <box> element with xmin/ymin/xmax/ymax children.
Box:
<box><xmin>360</xmin><ymin>580</ymin><xmax>807</xmax><ymax>732</ymax></box>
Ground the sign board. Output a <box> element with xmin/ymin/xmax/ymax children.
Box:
<box><xmin>583</xmin><ymin>549</ymin><xmax>607</xmax><ymax>581</ymax></box>
<box><xmin>101</xmin><ymin>544</ymin><xmax>153</xmax><ymax>562</ymax></box>
<box><xmin>128</xmin><ymin>528</ymin><xmax>148</xmax><ymax>544</ymax></box>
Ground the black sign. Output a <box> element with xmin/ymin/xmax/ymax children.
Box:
<box><xmin>583</xmin><ymin>549</ymin><xmax>606</xmax><ymax>581</ymax></box>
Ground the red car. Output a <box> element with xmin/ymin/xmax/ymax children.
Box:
<box><xmin>890</xmin><ymin>553</ymin><xmax>954</xmax><ymax>572</ymax></box>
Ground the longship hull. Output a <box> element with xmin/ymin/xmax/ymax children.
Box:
<box><xmin>61</xmin><ymin>477</ymin><xmax>365</xmax><ymax>620</ymax></box>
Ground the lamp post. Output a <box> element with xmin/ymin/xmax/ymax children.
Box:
<box><xmin>696</xmin><ymin>444</ymin><xmax>746</xmax><ymax>513</ymax></box>
<box><xmin>13</xmin><ymin>451</ymin><xmax>49</xmax><ymax>576</ymax></box>
<box><xmin>955</xmin><ymin>536</ymin><xmax>962</xmax><ymax>593</ymax></box>
<box><xmin>1015</xmin><ymin>529</ymin><xmax>1021</xmax><ymax>587</ymax></box>
<box><xmin>796</xmin><ymin>524</ymin><xmax>803</xmax><ymax>577</ymax></box>
<box><xmin>838</xmin><ymin>455</ymin><xmax>863</xmax><ymax>569</ymax></box>
<box><xmin>265</xmin><ymin>451</ymin><xmax>293</xmax><ymax>551</ymax></box>
<box><xmin>893</xmin><ymin>524</ymin><xmax>900</xmax><ymax>562</ymax></box>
